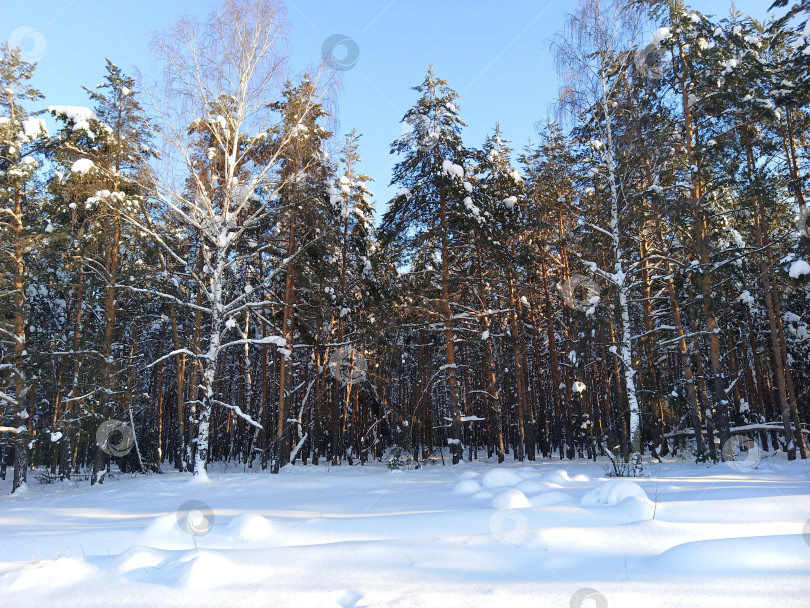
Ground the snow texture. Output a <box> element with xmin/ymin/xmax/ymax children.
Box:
<box><xmin>1</xmin><ymin>458</ymin><xmax>809</xmax><ymax>606</ymax></box>
<box><xmin>70</xmin><ymin>158</ymin><xmax>95</xmax><ymax>174</ymax></box>
<box><xmin>789</xmin><ymin>259</ymin><xmax>810</xmax><ymax>279</ymax></box>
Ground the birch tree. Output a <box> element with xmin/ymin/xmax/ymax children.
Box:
<box><xmin>554</xmin><ymin>0</ymin><xmax>646</xmax><ymax>474</ymax></box>
<box><xmin>140</xmin><ymin>0</ymin><xmax>325</xmax><ymax>477</ymax></box>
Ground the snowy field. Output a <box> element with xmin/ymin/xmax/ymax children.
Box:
<box><xmin>1</xmin><ymin>456</ymin><xmax>809</xmax><ymax>607</ymax></box>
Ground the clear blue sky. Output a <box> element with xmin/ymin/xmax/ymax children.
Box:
<box><xmin>3</xmin><ymin>0</ymin><xmax>771</xmax><ymax>212</ymax></box>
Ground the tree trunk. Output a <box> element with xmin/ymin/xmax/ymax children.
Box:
<box><xmin>275</xmin><ymin>210</ymin><xmax>296</xmax><ymax>473</ymax></box>
<box><xmin>92</xmin><ymin>214</ymin><xmax>122</xmax><ymax>484</ymax></box>
<box><xmin>439</xmin><ymin>182</ymin><xmax>464</xmax><ymax>464</ymax></box>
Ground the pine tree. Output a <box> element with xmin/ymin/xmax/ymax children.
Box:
<box><xmin>0</xmin><ymin>43</ymin><xmax>50</xmax><ymax>492</ymax></box>
<box><xmin>473</xmin><ymin>125</ymin><xmax>534</xmax><ymax>460</ymax></box>
<box><xmin>381</xmin><ymin>66</ymin><xmax>470</xmax><ymax>464</ymax></box>
<box><xmin>323</xmin><ymin>130</ymin><xmax>376</xmax><ymax>465</ymax></box>
<box><xmin>270</xmin><ymin>76</ymin><xmax>332</xmax><ymax>472</ymax></box>
<box><xmin>520</xmin><ymin>123</ymin><xmax>582</xmax><ymax>460</ymax></box>
<box><xmin>48</xmin><ymin>59</ymin><xmax>156</xmax><ymax>482</ymax></box>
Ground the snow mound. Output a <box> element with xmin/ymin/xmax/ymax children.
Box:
<box><xmin>491</xmin><ymin>489</ymin><xmax>530</xmax><ymax>509</ymax></box>
<box><xmin>111</xmin><ymin>546</ymin><xmax>166</xmax><ymax>573</ymax></box>
<box><xmin>648</xmin><ymin>534</ymin><xmax>810</xmax><ymax>573</ymax></box>
<box><xmin>544</xmin><ymin>470</ymin><xmax>590</xmax><ymax>484</ymax></box>
<box><xmin>140</xmin><ymin>513</ymin><xmax>197</xmax><ymax>550</ymax></box>
<box><xmin>459</xmin><ymin>471</ymin><xmax>478</xmax><ymax>480</ymax></box>
<box><xmin>227</xmin><ymin>513</ymin><xmax>274</xmax><ymax>542</ymax></box>
<box><xmin>617</xmin><ymin>495</ymin><xmax>656</xmax><ymax>520</ymax></box>
<box><xmin>452</xmin><ymin>479</ymin><xmax>482</xmax><ymax>494</ymax></box>
<box><xmin>472</xmin><ymin>490</ymin><xmax>494</xmax><ymax>501</ymax></box>
<box><xmin>186</xmin><ymin>469</ymin><xmax>212</xmax><ymax>485</ymax></box>
<box><xmin>528</xmin><ymin>491</ymin><xmax>575</xmax><ymax>507</ymax></box>
<box><xmin>5</xmin><ymin>558</ymin><xmax>96</xmax><ymax>591</ymax></box>
<box><xmin>581</xmin><ymin>480</ymin><xmax>655</xmax><ymax>518</ymax></box>
<box><xmin>544</xmin><ymin>470</ymin><xmax>571</xmax><ymax>484</ymax></box>
<box><xmin>170</xmin><ymin>552</ymin><xmax>238</xmax><ymax>590</ymax></box>
<box><xmin>581</xmin><ymin>479</ymin><xmax>648</xmax><ymax>506</ymax></box>
<box><xmin>329</xmin><ymin>589</ymin><xmax>364</xmax><ymax>607</ymax></box>
<box><xmin>10</xmin><ymin>482</ymin><xmax>28</xmax><ymax>496</ymax></box>
<box><xmin>515</xmin><ymin>480</ymin><xmax>550</xmax><ymax>495</ymax></box>
<box><xmin>480</xmin><ymin>469</ymin><xmax>523</xmax><ymax>488</ymax></box>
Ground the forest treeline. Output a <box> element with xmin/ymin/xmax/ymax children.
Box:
<box><xmin>1</xmin><ymin>0</ymin><xmax>809</xmax><ymax>491</ymax></box>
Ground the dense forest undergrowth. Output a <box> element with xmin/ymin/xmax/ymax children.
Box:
<box><xmin>2</xmin><ymin>0</ymin><xmax>810</xmax><ymax>492</ymax></box>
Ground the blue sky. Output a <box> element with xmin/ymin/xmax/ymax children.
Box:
<box><xmin>3</xmin><ymin>0</ymin><xmax>771</xmax><ymax>211</ymax></box>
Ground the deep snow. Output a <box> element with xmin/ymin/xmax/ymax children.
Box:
<box><xmin>1</xmin><ymin>455</ymin><xmax>809</xmax><ymax>607</ymax></box>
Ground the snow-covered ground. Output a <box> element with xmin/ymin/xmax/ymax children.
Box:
<box><xmin>1</xmin><ymin>456</ymin><xmax>809</xmax><ymax>607</ymax></box>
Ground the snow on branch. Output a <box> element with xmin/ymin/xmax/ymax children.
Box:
<box><xmin>212</xmin><ymin>400</ymin><xmax>263</xmax><ymax>429</ymax></box>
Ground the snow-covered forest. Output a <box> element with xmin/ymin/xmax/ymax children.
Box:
<box><xmin>1</xmin><ymin>0</ymin><xmax>810</xmax><ymax>493</ymax></box>
<box><xmin>2</xmin><ymin>1</ymin><xmax>810</xmax><ymax>606</ymax></box>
